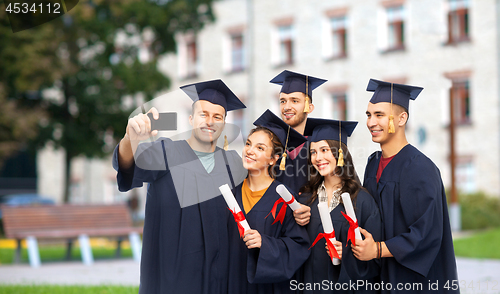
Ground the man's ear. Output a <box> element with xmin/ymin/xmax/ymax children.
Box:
<box><xmin>189</xmin><ymin>115</ymin><xmax>193</xmax><ymax>126</ymax></box>
<box><xmin>307</xmin><ymin>103</ymin><xmax>315</xmax><ymax>114</ymax></box>
<box><xmin>398</xmin><ymin>111</ymin><xmax>408</xmax><ymax>126</ymax></box>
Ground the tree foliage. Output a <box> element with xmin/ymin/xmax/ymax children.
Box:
<box><xmin>0</xmin><ymin>0</ymin><xmax>215</xmax><ymax>201</ymax></box>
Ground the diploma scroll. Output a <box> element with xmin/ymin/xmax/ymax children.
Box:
<box><xmin>219</xmin><ymin>184</ymin><xmax>251</xmax><ymax>237</ymax></box>
<box><xmin>267</xmin><ymin>184</ymin><xmax>301</xmax><ymax>225</ymax></box>
<box><xmin>317</xmin><ymin>202</ymin><xmax>341</xmax><ymax>265</ymax></box>
<box><xmin>276</xmin><ymin>184</ymin><xmax>302</xmax><ymax>210</ymax></box>
<box><xmin>341</xmin><ymin>192</ymin><xmax>362</xmax><ymax>245</ymax></box>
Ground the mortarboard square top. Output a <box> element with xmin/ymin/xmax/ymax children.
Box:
<box><xmin>180</xmin><ymin>79</ymin><xmax>246</xmax><ymax>112</ymax></box>
<box><xmin>367</xmin><ymin>78</ymin><xmax>423</xmax><ymax>110</ymax></box>
<box><xmin>304</xmin><ymin>118</ymin><xmax>358</xmax><ymax>146</ymax></box>
<box><xmin>270</xmin><ymin>70</ymin><xmax>327</xmax><ymax>98</ymax></box>
<box><xmin>253</xmin><ymin>109</ymin><xmax>307</xmax><ymax>150</ymax></box>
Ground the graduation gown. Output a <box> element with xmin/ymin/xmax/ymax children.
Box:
<box><xmin>275</xmin><ymin>141</ymin><xmax>310</xmax><ymax>195</ymax></box>
<box><xmin>363</xmin><ymin>144</ymin><xmax>459</xmax><ymax>293</ymax></box>
<box><xmin>296</xmin><ymin>189</ymin><xmax>382</xmax><ymax>294</ymax></box>
<box><xmin>113</xmin><ymin>138</ymin><xmax>247</xmax><ymax>294</ymax></box>
<box><xmin>228</xmin><ymin>180</ymin><xmax>310</xmax><ymax>294</ymax></box>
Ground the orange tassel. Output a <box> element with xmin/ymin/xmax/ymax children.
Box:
<box><xmin>279</xmin><ymin>153</ymin><xmax>287</xmax><ymax>171</ymax></box>
<box><xmin>304</xmin><ymin>97</ymin><xmax>310</xmax><ymax>113</ymax></box>
<box><xmin>337</xmin><ymin>148</ymin><xmax>344</xmax><ymax>167</ymax></box>
<box><xmin>388</xmin><ymin>115</ymin><xmax>395</xmax><ymax>134</ymax></box>
<box><xmin>224</xmin><ymin>135</ymin><xmax>229</xmax><ymax>150</ymax></box>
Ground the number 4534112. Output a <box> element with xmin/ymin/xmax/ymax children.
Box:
<box><xmin>5</xmin><ymin>2</ymin><xmax>61</xmax><ymax>14</ymax></box>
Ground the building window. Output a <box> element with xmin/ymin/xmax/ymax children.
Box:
<box><xmin>330</xmin><ymin>15</ymin><xmax>347</xmax><ymax>58</ymax></box>
<box><xmin>278</xmin><ymin>25</ymin><xmax>294</xmax><ymax>65</ymax></box>
<box><xmin>386</xmin><ymin>5</ymin><xmax>405</xmax><ymax>51</ymax></box>
<box><xmin>185</xmin><ymin>39</ymin><xmax>198</xmax><ymax>78</ymax></box>
<box><xmin>332</xmin><ymin>92</ymin><xmax>348</xmax><ymax>120</ymax></box>
<box><xmin>456</xmin><ymin>156</ymin><xmax>475</xmax><ymax>193</ymax></box>
<box><xmin>230</xmin><ymin>33</ymin><xmax>245</xmax><ymax>72</ymax></box>
<box><xmin>448</xmin><ymin>0</ymin><xmax>470</xmax><ymax>43</ymax></box>
<box><xmin>450</xmin><ymin>79</ymin><xmax>471</xmax><ymax>125</ymax></box>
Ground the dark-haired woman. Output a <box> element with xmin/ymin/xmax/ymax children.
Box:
<box><xmin>296</xmin><ymin>119</ymin><xmax>382</xmax><ymax>294</ymax></box>
<box><xmin>227</xmin><ymin>110</ymin><xmax>310</xmax><ymax>294</ymax></box>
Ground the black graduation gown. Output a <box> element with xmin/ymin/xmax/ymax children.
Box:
<box><xmin>296</xmin><ymin>189</ymin><xmax>382</xmax><ymax>294</ymax></box>
<box><xmin>227</xmin><ymin>180</ymin><xmax>310</xmax><ymax>294</ymax></box>
<box><xmin>112</xmin><ymin>138</ymin><xmax>247</xmax><ymax>294</ymax></box>
<box><xmin>275</xmin><ymin>141</ymin><xmax>310</xmax><ymax>195</ymax></box>
<box><xmin>363</xmin><ymin>144</ymin><xmax>459</xmax><ymax>293</ymax></box>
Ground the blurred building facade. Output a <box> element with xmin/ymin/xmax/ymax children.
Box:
<box><xmin>38</xmin><ymin>0</ymin><xmax>500</xmax><ymax>205</ymax></box>
<box><xmin>158</xmin><ymin>0</ymin><xmax>500</xmax><ymax>197</ymax></box>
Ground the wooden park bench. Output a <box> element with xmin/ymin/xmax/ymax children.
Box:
<box><xmin>1</xmin><ymin>204</ymin><xmax>143</xmax><ymax>267</ymax></box>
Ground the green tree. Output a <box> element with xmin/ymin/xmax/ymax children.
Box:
<box><xmin>1</xmin><ymin>0</ymin><xmax>215</xmax><ymax>202</ymax></box>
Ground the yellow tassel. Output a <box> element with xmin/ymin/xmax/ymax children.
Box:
<box><xmin>279</xmin><ymin>153</ymin><xmax>287</xmax><ymax>171</ymax></box>
<box><xmin>304</xmin><ymin>97</ymin><xmax>310</xmax><ymax>113</ymax></box>
<box><xmin>337</xmin><ymin>148</ymin><xmax>344</xmax><ymax>167</ymax></box>
<box><xmin>224</xmin><ymin>135</ymin><xmax>228</xmax><ymax>150</ymax></box>
<box><xmin>388</xmin><ymin>115</ymin><xmax>395</xmax><ymax>134</ymax></box>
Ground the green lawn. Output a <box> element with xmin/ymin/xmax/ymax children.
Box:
<box><xmin>453</xmin><ymin>227</ymin><xmax>500</xmax><ymax>259</ymax></box>
<box><xmin>0</xmin><ymin>245</ymin><xmax>132</xmax><ymax>265</ymax></box>
<box><xmin>0</xmin><ymin>285</ymin><xmax>139</xmax><ymax>294</ymax></box>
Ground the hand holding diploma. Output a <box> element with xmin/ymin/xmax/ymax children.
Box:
<box><xmin>243</xmin><ymin>229</ymin><xmax>262</xmax><ymax>249</ymax></box>
<box><xmin>310</xmin><ymin>202</ymin><xmax>341</xmax><ymax>265</ymax></box>
<box><xmin>219</xmin><ymin>184</ymin><xmax>251</xmax><ymax>238</ymax></box>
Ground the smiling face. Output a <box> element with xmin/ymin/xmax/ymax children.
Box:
<box><xmin>279</xmin><ymin>92</ymin><xmax>311</xmax><ymax>129</ymax></box>
<box><xmin>189</xmin><ymin>100</ymin><xmax>226</xmax><ymax>143</ymax></box>
<box><xmin>242</xmin><ymin>130</ymin><xmax>279</xmax><ymax>174</ymax></box>
<box><xmin>366</xmin><ymin>102</ymin><xmax>407</xmax><ymax>146</ymax></box>
<box><xmin>310</xmin><ymin>140</ymin><xmax>338</xmax><ymax>177</ymax></box>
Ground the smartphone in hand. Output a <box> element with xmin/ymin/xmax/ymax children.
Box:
<box><xmin>147</xmin><ymin>112</ymin><xmax>177</xmax><ymax>131</ymax></box>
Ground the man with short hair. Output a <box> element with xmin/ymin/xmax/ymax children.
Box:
<box><xmin>270</xmin><ymin>70</ymin><xmax>327</xmax><ymax>226</ymax></box>
<box><xmin>353</xmin><ymin>79</ymin><xmax>459</xmax><ymax>293</ymax></box>
<box><xmin>114</xmin><ymin>79</ymin><xmax>247</xmax><ymax>294</ymax></box>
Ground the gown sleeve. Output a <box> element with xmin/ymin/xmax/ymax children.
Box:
<box><xmin>246</xmin><ymin>202</ymin><xmax>310</xmax><ymax>283</ymax></box>
<box><xmin>384</xmin><ymin>156</ymin><xmax>444</xmax><ymax>277</ymax></box>
<box><xmin>112</xmin><ymin>139</ymin><xmax>170</xmax><ymax>192</ymax></box>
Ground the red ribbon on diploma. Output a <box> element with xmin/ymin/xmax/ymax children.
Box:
<box><xmin>341</xmin><ymin>211</ymin><xmax>359</xmax><ymax>247</ymax></box>
<box><xmin>266</xmin><ymin>197</ymin><xmax>294</xmax><ymax>225</ymax></box>
<box><xmin>228</xmin><ymin>208</ymin><xmax>246</xmax><ymax>238</ymax></box>
<box><xmin>309</xmin><ymin>231</ymin><xmax>340</xmax><ymax>261</ymax></box>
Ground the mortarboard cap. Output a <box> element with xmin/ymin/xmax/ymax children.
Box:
<box><xmin>304</xmin><ymin>118</ymin><xmax>358</xmax><ymax>146</ymax></box>
<box><xmin>366</xmin><ymin>78</ymin><xmax>423</xmax><ymax>110</ymax></box>
<box><xmin>270</xmin><ymin>70</ymin><xmax>327</xmax><ymax>98</ymax></box>
<box><xmin>180</xmin><ymin>79</ymin><xmax>246</xmax><ymax>111</ymax></box>
<box><xmin>253</xmin><ymin>109</ymin><xmax>307</xmax><ymax>150</ymax></box>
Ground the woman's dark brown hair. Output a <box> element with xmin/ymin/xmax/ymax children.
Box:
<box><xmin>247</xmin><ymin>126</ymin><xmax>284</xmax><ymax>178</ymax></box>
<box><xmin>299</xmin><ymin>140</ymin><xmax>362</xmax><ymax>206</ymax></box>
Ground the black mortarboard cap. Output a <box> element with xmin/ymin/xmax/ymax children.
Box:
<box><xmin>253</xmin><ymin>109</ymin><xmax>307</xmax><ymax>149</ymax></box>
<box><xmin>180</xmin><ymin>79</ymin><xmax>246</xmax><ymax>111</ymax></box>
<box><xmin>304</xmin><ymin>118</ymin><xmax>358</xmax><ymax>145</ymax></box>
<box><xmin>366</xmin><ymin>78</ymin><xmax>423</xmax><ymax>110</ymax></box>
<box><xmin>270</xmin><ymin>70</ymin><xmax>327</xmax><ymax>98</ymax></box>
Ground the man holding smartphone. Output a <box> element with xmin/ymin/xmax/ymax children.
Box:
<box><xmin>113</xmin><ymin>79</ymin><xmax>247</xmax><ymax>294</ymax></box>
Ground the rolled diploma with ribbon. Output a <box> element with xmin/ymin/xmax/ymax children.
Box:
<box><xmin>341</xmin><ymin>192</ymin><xmax>362</xmax><ymax>241</ymax></box>
<box><xmin>219</xmin><ymin>184</ymin><xmax>251</xmax><ymax>235</ymax></box>
<box><xmin>276</xmin><ymin>184</ymin><xmax>301</xmax><ymax>211</ymax></box>
<box><xmin>317</xmin><ymin>202</ymin><xmax>341</xmax><ymax>265</ymax></box>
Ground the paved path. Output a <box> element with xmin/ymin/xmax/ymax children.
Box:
<box><xmin>0</xmin><ymin>259</ymin><xmax>140</xmax><ymax>286</ymax></box>
<box><xmin>0</xmin><ymin>257</ymin><xmax>499</xmax><ymax>293</ymax></box>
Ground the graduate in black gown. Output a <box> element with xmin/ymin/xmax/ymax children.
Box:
<box><xmin>227</xmin><ymin>110</ymin><xmax>310</xmax><ymax>294</ymax></box>
<box><xmin>295</xmin><ymin>118</ymin><xmax>382</xmax><ymax>293</ymax></box>
<box><xmin>269</xmin><ymin>70</ymin><xmax>327</xmax><ymax>195</ymax></box>
<box><xmin>113</xmin><ymin>80</ymin><xmax>247</xmax><ymax>294</ymax></box>
<box><xmin>356</xmin><ymin>79</ymin><xmax>459</xmax><ymax>293</ymax></box>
